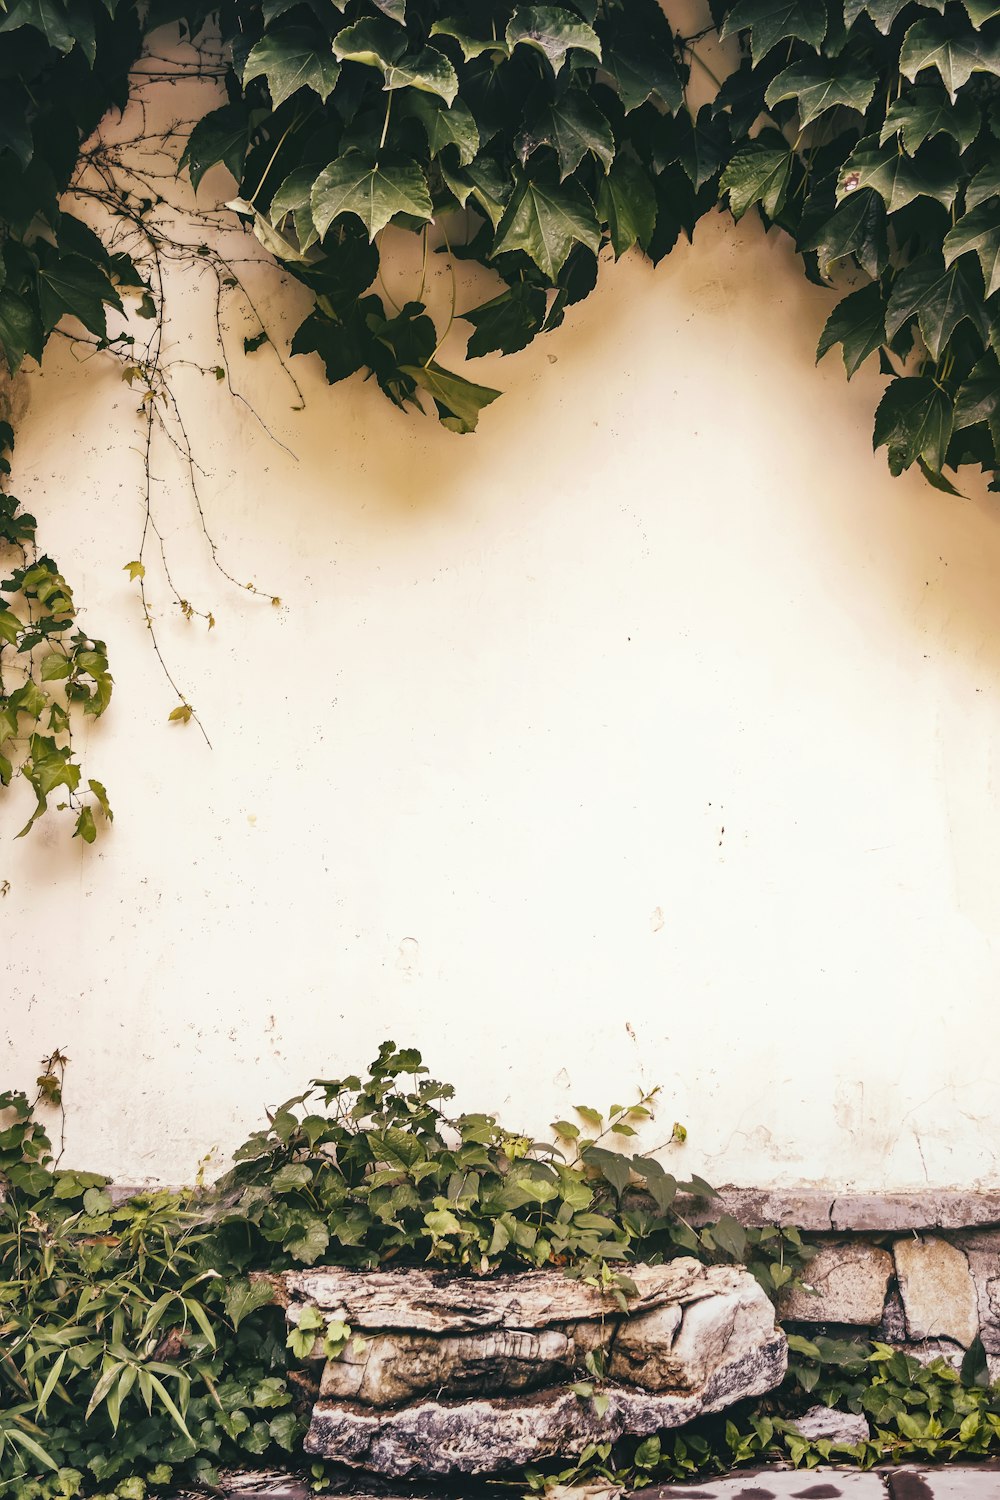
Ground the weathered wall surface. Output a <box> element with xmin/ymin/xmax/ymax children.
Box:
<box><xmin>4</xmin><ymin>42</ymin><xmax>1000</xmax><ymax>1194</ymax></box>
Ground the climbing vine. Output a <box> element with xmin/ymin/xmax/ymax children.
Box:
<box><xmin>3</xmin><ymin>0</ymin><xmax>1000</xmax><ymax>836</ymax></box>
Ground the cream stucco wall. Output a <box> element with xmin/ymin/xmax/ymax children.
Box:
<box><xmin>4</xmin><ymin>39</ymin><xmax>1000</xmax><ymax>1194</ymax></box>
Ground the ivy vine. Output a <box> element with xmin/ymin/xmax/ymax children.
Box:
<box><xmin>2</xmin><ymin>0</ymin><xmax>1000</xmax><ymax>838</ymax></box>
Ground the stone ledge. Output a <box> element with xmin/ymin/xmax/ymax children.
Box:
<box><xmin>680</xmin><ymin>1188</ymin><xmax>1000</xmax><ymax>1232</ymax></box>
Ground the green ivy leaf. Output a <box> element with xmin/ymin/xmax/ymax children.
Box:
<box><xmin>400</xmin><ymin>361</ymin><xmax>501</xmax><ymax>432</ymax></box>
<box><xmin>462</xmin><ymin>284</ymin><xmax>547</xmax><ymax>357</ymax></box>
<box><xmin>601</xmin><ymin>33</ymin><xmax>682</xmax><ymax>113</ymax></box>
<box><xmin>311</xmin><ymin>151</ymin><xmax>432</xmax><ymax>240</ymax></box>
<box><xmin>720</xmin><ymin>0</ymin><xmax>827</xmax><ymax>68</ymax></box>
<box><xmin>765</xmin><ymin>57</ymin><xmax>878</xmax><ymax>126</ymax></box>
<box><xmin>953</xmin><ymin>351</ymin><xmax>1000</xmax><ymax>461</ymax></box>
<box><xmin>384</xmin><ymin>45</ymin><xmax>458</xmax><ymax>105</ymax></box>
<box><xmin>505</xmin><ymin>7</ymin><xmax>602</xmax><ymax>74</ymax></box>
<box><xmin>966</xmin><ymin>160</ymin><xmax>1000</xmax><ymax>208</ymax></box>
<box><xmin>804</xmin><ymin>188</ymin><xmax>888</xmax><ymax>279</ymax></box>
<box><xmin>403</xmin><ymin>93</ymin><xmax>479</xmax><ymax>166</ymax></box>
<box><xmin>285</xmin><ymin>1218</ymin><xmax>331</xmax><ymax>1264</ymax></box>
<box><xmin>242</xmin><ymin>28</ymin><xmax>342</xmax><ymax>108</ymax></box>
<box><xmin>223</xmin><ymin>1276</ymin><xmax>275</xmax><ymax>1330</ymax></box>
<box><xmin>0</xmin><ymin>0</ymin><xmax>75</xmax><ymax>52</ymax></box>
<box><xmin>943</xmin><ymin>201</ymin><xmax>1000</xmax><ymax>297</ymax></box>
<box><xmin>74</xmin><ymin>805</ymin><xmax>96</xmax><ymax>844</ymax></box>
<box><xmin>885</xmin><ymin>251</ymin><xmax>988</xmax><ymax>357</ymax></box>
<box><xmin>181</xmin><ymin>104</ymin><xmax>250</xmax><ymax>192</ymax></box>
<box><xmin>492</xmin><ymin>167</ymin><xmax>601</xmax><ymax>278</ymax></box>
<box><xmin>373</xmin><ymin>0</ymin><xmax>406</xmax><ymax>19</ymax></box>
<box><xmin>845</xmin><ymin>0</ymin><xmax>943</xmax><ymax>33</ymax></box>
<box><xmin>900</xmin><ymin>14</ymin><xmax>1000</xmax><ymax>101</ymax></box>
<box><xmin>874</xmin><ymin>375</ymin><xmax>953</xmax><ymax>473</ymax></box>
<box><xmin>517</xmin><ymin>90</ymin><xmax>615</xmax><ymax>180</ymax></box>
<box><xmin>816</xmin><ymin>282</ymin><xmax>885</xmax><ymax>375</ymax></box>
<box><xmin>597</xmin><ymin>151</ymin><xmax>657</xmax><ymax>257</ymax></box>
<box><xmin>88</xmin><ymin>778</ymin><xmax>113</xmax><ymax>822</ymax></box>
<box><xmin>880</xmin><ymin>85</ymin><xmax>981</xmax><ymax>152</ymax></box>
<box><xmin>964</xmin><ymin>0</ymin><xmax>1000</xmax><ymax>26</ymax></box>
<box><xmin>671</xmin><ymin>106</ymin><xmax>732</xmax><ymax>192</ymax></box>
<box><xmin>837</xmin><ymin>135</ymin><xmax>959</xmax><ymax>214</ymax></box>
<box><xmin>333</xmin><ymin>17</ymin><xmax>406</xmax><ymax>69</ymax></box>
<box><xmin>720</xmin><ymin>129</ymin><xmax>793</xmax><ymax>220</ymax></box>
<box><xmin>0</xmin><ymin>290</ymin><xmax>43</xmax><ymax>370</ymax></box>
<box><xmin>429</xmin><ymin>18</ymin><xmax>509</xmax><ymax>60</ymax></box>
<box><xmin>40</xmin><ymin>651</ymin><xmax>71</xmax><ymax>681</ymax></box>
<box><xmin>37</xmin><ymin>253</ymin><xmax>122</xmax><ymax>339</ymax></box>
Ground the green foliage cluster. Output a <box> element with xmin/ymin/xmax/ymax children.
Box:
<box><xmin>0</xmin><ymin>0</ymin><xmax>148</xmax><ymax>841</ymax></box>
<box><xmin>0</xmin><ymin>423</ymin><xmax>114</xmax><ymax>841</ymax></box>
<box><xmin>172</xmin><ymin>0</ymin><xmax>691</xmax><ymax>433</ymax></box>
<box><xmin>3</xmin><ymin>0</ymin><xmax>1000</xmax><ymax>835</ymax></box>
<box><xmin>0</xmin><ymin>1043</ymin><xmax>997</xmax><ymax>1499</ymax></box>
<box><xmin>714</xmin><ymin>0</ymin><xmax>1000</xmax><ymax>491</ymax></box>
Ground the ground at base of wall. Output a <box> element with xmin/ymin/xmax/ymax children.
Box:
<box><xmin>187</xmin><ymin>1465</ymin><xmax>1000</xmax><ymax>1500</ymax></box>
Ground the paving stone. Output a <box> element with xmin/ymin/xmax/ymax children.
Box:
<box><xmin>635</xmin><ymin>1470</ymin><xmax>887</xmax><ymax>1497</ymax></box>
<box><xmin>894</xmin><ymin>1239</ymin><xmax>979</xmax><ymax>1348</ymax></box>
<box><xmin>885</xmin><ymin>1465</ymin><xmax>1000</xmax><ymax>1497</ymax></box>
<box><xmin>779</xmin><ymin>1243</ymin><xmax>894</xmax><ymax>1326</ymax></box>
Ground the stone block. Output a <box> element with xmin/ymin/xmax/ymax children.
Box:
<box><xmin>894</xmin><ymin>1237</ymin><xmax>979</xmax><ymax>1348</ymax></box>
<box><xmin>778</xmin><ymin>1242</ymin><xmax>893</xmax><ymax>1326</ymax></box>
<box><xmin>791</xmin><ymin>1406</ymin><xmax>870</xmax><ymax>1446</ymax></box>
<box><xmin>954</xmin><ymin>1230</ymin><xmax>1000</xmax><ymax>1355</ymax></box>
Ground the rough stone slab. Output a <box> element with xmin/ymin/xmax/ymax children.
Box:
<box><xmin>953</xmin><ymin>1232</ymin><xmax>1000</xmax><ymax>1355</ymax></box>
<box><xmin>894</xmin><ymin>1239</ymin><xmax>979</xmax><ymax>1348</ymax></box>
<box><xmin>316</xmin><ymin>1265</ymin><xmax>773</xmax><ymax>1409</ymax></box>
<box><xmin>284</xmin><ymin>1259</ymin><xmax>711</xmax><ymax>1334</ymax></box>
<box><xmin>304</xmin><ymin>1330</ymin><xmax>786</xmax><ymax>1474</ymax></box>
<box><xmin>319</xmin><ymin>1325</ymin><xmax>601</xmax><ymax>1405</ymax></box>
<box><xmin>779</xmin><ymin>1243</ymin><xmax>893</xmax><ymax>1326</ymax></box>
